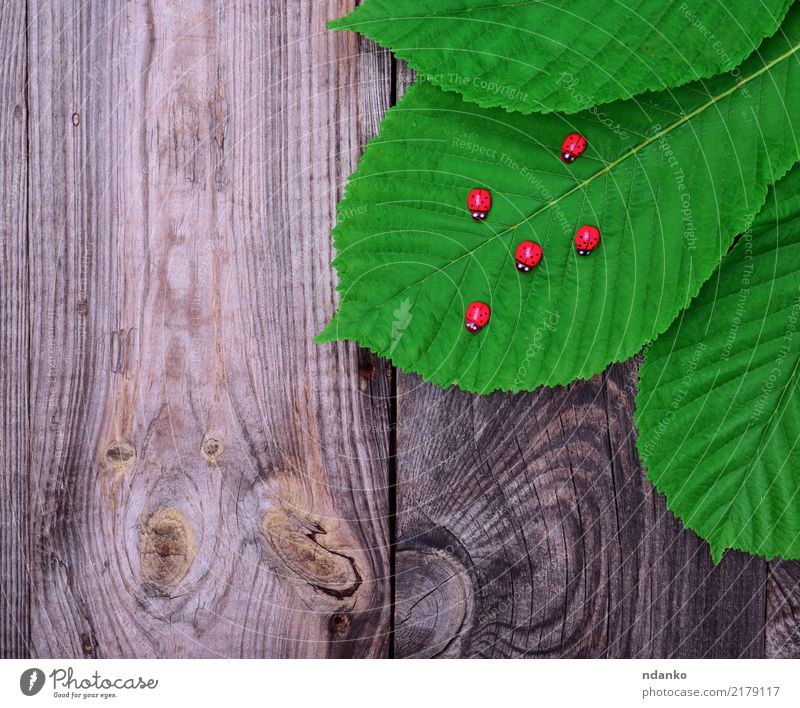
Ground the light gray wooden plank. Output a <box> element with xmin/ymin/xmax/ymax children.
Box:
<box><xmin>0</xmin><ymin>0</ymin><xmax>29</xmax><ymax>659</ymax></box>
<box><xmin>27</xmin><ymin>0</ymin><xmax>392</xmax><ymax>658</ymax></box>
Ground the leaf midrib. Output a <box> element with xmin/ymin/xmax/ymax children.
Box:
<box><xmin>398</xmin><ymin>41</ymin><xmax>800</xmax><ymax>293</ymax></box>
<box><xmin>508</xmin><ymin>42</ymin><xmax>800</xmax><ymax>236</ymax></box>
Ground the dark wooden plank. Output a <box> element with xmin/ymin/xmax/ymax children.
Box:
<box><xmin>766</xmin><ymin>562</ymin><xmax>800</xmax><ymax>657</ymax></box>
<box><xmin>0</xmin><ymin>0</ymin><xmax>29</xmax><ymax>659</ymax></box>
<box><xmin>395</xmin><ymin>360</ymin><xmax>767</xmax><ymax>658</ymax></box>
<box><xmin>391</xmin><ymin>58</ymin><xmax>767</xmax><ymax>659</ymax></box>
<box><xmin>27</xmin><ymin>0</ymin><xmax>392</xmax><ymax>658</ymax></box>
<box><xmin>602</xmin><ymin>363</ymin><xmax>767</xmax><ymax>658</ymax></box>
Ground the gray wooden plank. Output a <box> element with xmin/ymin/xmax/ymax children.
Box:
<box><xmin>602</xmin><ymin>363</ymin><xmax>767</xmax><ymax>658</ymax></box>
<box><xmin>395</xmin><ymin>359</ymin><xmax>767</xmax><ymax>658</ymax></box>
<box><xmin>27</xmin><ymin>0</ymin><xmax>392</xmax><ymax>658</ymax></box>
<box><xmin>391</xmin><ymin>59</ymin><xmax>768</xmax><ymax>659</ymax></box>
<box><xmin>0</xmin><ymin>0</ymin><xmax>29</xmax><ymax>659</ymax></box>
<box><xmin>766</xmin><ymin>562</ymin><xmax>800</xmax><ymax>657</ymax></box>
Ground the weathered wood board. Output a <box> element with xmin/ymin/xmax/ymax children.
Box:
<box><xmin>395</xmin><ymin>361</ymin><xmax>768</xmax><ymax>658</ymax></box>
<box><xmin>0</xmin><ymin>0</ymin><xmax>29</xmax><ymax>660</ymax></box>
<box><xmin>0</xmin><ymin>0</ymin><xmax>798</xmax><ymax>659</ymax></box>
<box><xmin>390</xmin><ymin>63</ymin><xmax>796</xmax><ymax>660</ymax></box>
<box><xmin>18</xmin><ymin>0</ymin><xmax>392</xmax><ymax>658</ymax></box>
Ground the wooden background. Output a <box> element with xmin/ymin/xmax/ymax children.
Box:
<box><xmin>1</xmin><ymin>0</ymin><xmax>799</xmax><ymax>659</ymax></box>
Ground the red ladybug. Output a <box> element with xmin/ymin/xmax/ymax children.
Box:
<box><xmin>561</xmin><ymin>132</ymin><xmax>587</xmax><ymax>163</ymax></box>
<box><xmin>575</xmin><ymin>225</ymin><xmax>601</xmax><ymax>256</ymax></box>
<box><xmin>468</xmin><ymin>189</ymin><xmax>492</xmax><ymax>221</ymax></box>
<box><xmin>465</xmin><ymin>301</ymin><xmax>491</xmax><ymax>333</ymax></box>
<box><xmin>515</xmin><ymin>241</ymin><xmax>543</xmax><ymax>272</ymax></box>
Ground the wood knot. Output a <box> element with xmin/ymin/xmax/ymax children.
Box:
<box><xmin>357</xmin><ymin>351</ymin><xmax>377</xmax><ymax>381</ymax></box>
<box><xmin>261</xmin><ymin>509</ymin><xmax>362</xmax><ymax>602</ymax></box>
<box><xmin>396</xmin><ymin>531</ymin><xmax>473</xmax><ymax>658</ymax></box>
<box><xmin>200</xmin><ymin>432</ymin><xmax>224</xmax><ymax>463</ymax></box>
<box><xmin>80</xmin><ymin>630</ymin><xmax>97</xmax><ymax>656</ymax></box>
<box><xmin>139</xmin><ymin>508</ymin><xmax>196</xmax><ymax>595</ymax></box>
<box><xmin>328</xmin><ymin>612</ymin><xmax>352</xmax><ymax>634</ymax></box>
<box><xmin>72</xmin><ymin>112</ymin><xmax>80</xmax><ymax>126</ymax></box>
<box><xmin>102</xmin><ymin>440</ymin><xmax>135</xmax><ymax>473</ymax></box>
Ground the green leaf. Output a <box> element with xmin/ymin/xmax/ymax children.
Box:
<box><xmin>318</xmin><ymin>6</ymin><xmax>800</xmax><ymax>394</ymax></box>
<box><xmin>330</xmin><ymin>0</ymin><xmax>792</xmax><ymax>115</ymax></box>
<box><xmin>636</xmin><ymin>166</ymin><xmax>800</xmax><ymax>562</ymax></box>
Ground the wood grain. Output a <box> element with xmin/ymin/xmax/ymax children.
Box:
<box><xmin>25</xmin><ymin>0</ymin><xmax>392</xmax><ymax>658</ymax></box>
<box><xmin>766</xmin><ymin>562</ymin><xmax>800</xmax><ymax>657</ymax></box>
<box><xmin>0</xmin><ymin>0</ymin><xmax>29</xmax><ymax>659</ymax></box>
<box><xmin>395</xmin><ymin>359</ymin><xmax>767</xmax><ymax>658</ymax></box>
